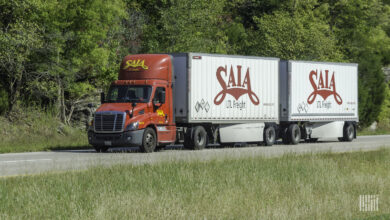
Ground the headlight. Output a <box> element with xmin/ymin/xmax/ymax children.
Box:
<box><xmin>125</xmin><ymin>122</ymin><xmax>139</xmax><ymax>131</ymax></box>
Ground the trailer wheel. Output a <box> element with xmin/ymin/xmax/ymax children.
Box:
<box><xmin>341</xmin><ymin>123</ymin><xmax>354</xmax><ymax>142</ymax></box>
<box><xmin>93</xmin><ymin>146</ymin><xmax>108</xmax><ymax>153</ymax></box>
<box><xmin>191</xmin><ymin>126</ymin><xmax>207</xmax><ymax>150</ymax></box>
<box><xmin>288</xmin><ymin>124</ymin><xmax>301</xmax><ymax>145</ymax></box>
<box><xmin>263</xmin><ymin>126</ymin><xmax>276</xmax><ymax>146</ymax></box>
<box><xmin>140</xmin><ymin>127</ymin><xmax>157</xmax><ymax>153</ymax></box>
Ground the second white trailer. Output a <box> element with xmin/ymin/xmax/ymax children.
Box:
<box><xmin>279</xmin><ymin>60</ymin><xmax>358</xmax><ymax>144</ymax></box>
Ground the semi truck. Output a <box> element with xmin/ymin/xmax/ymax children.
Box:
<box><xmin>88</xmin><ymin>53</ymin><xmax>358</xmax><ymax>152</ymax></box>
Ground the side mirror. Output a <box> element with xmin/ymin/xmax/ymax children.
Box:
<box><xmin>153</xmin><ymin>98</ymin><xmax>161</xmax><ymax>107</ymax></box>
<box><xmin>100</xmin><ymin>92</ymin><xmax>105</xmax><ymax>104</ymax></box>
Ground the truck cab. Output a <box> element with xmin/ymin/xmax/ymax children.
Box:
<box><xmin>88</xmin><ymin>54</ymin><xmax>176</xmax><ymax>152</ymax></box>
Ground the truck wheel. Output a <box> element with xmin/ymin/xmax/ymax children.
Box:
<box><xmin>192</xmin><ymin>126</ymin><xmax>207</xmax><ymax>150</ymax></box>
<box><xmin>342</xmin><ymin>123</ymin><xmax>354</xmax><ymax>142</ymax></box>
<box><xmin>263</xmin><ymin>126</ymin><xmax>276</xmax><ymax>146</ymax></box>
<box><xmin>94</xmin><ymin>146</ymin><xmax>108</xmax><ymax>153</ymax></box>
<box><xmin>288</xmin><ymin>124</ymin><xmax>301</xmax><ymax>145</ymax></box>
<box><xmin>140</xmin><ymin>127</ymin><xmax>157</xmax><ymax>153</ymax></box>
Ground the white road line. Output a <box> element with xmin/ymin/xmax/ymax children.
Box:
<box><xmin>0</xmin><ymin>159</ymin><xmax>53</xmax><ymax>163</ymax></box>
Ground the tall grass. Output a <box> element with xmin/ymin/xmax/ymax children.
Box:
<box><xmin>0</xmin><ymin>149</ymin><xmax>389</xmax><ymax>219</ymax></box>
<box><xmin>0</xmin><ymin>107</ymin><xmax>88</xmax><ymax>153</ymax></box>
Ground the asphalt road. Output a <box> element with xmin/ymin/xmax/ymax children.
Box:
<box><xmin>1</xmin><ymin>135</ymin><xmax>389</xmax><ymax>177</ymax></box>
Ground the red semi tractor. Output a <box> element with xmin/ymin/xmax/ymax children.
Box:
<box><xmin>88</xmin><ymin>53</ymin><xmax>358</xmax><ymax>152</ymax></box>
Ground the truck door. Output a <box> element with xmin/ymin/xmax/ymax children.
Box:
<box><xmin>153</xmin><ymin>86</ymin><xmax>175</xmax><ymax>143</ymax></box>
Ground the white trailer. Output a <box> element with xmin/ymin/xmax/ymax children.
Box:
<box><xmin>279</xmin><ymin>60</ymin><xmax>358</xmax><ymax>144</ymax></box>
<box><xmin>172</xmin><ymin>53</ymin><xmax>279</xmax><ymax>146</ymax></box>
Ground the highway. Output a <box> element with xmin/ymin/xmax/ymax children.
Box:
<box><xmin>0</xmin><ymin>135</ymin><xmax>389</xmax><ymax>177</ymax></box>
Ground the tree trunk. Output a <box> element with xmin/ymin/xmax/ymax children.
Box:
<box><xmin>7</xmin><ymin>71</ymin><xmax>22</xmax><ymax>113</ymax></box>
<box><xmin>56</xmin><ymin>77</ymin><xmax>66</xmax><ymax>124</ymax></box>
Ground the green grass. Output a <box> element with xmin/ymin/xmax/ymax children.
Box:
<box><xmin>0</xmin><ymin>109</ymin><xmax>89</xmax><ymax>153</ymax></box>
<box><xmin>358</xmin><ymin>127</ymin><xmax>390</xmax><ymax>136</ymax></box>
<box><xmin>0</xmin><ymin>149</ymin><xmax>389</xmax><ymax>219</ymax></box>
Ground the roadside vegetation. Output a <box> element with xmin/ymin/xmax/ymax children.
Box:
<box><xmin>0</xmin><ymin>0</ymin><xmax>389</xmax><ymax>153</ymax></box>
<box><xmin>0</xmin><ymin>107</ymin><xmax>88</xmax><ymax>153</ymax></box>
<box><xmin>0</xmin><ymin>149</ymin><xmax>389</xmax><ymax>219</ymax></box>
<box><xmin>1</xmin><ymin>0</ymin><xmax>390</xmax><ymax>130</ymax></box>
<box><xmin>358</xmin><ymin>127</ymin><xmax>390</xmax><ymax>136</ymax></box>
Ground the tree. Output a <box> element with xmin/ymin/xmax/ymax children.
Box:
<box><xmin>0</xmin><ymin>0</ymin><xmax>43</xmax><ymax>113</ymax></box>
<box><xmin>251</xmin><ymin>10</ymin><xmax>343</xmax><ymax>61</ymax></box>
<box><xmin>321</xmin><ymin>0</ymin><xmax>390</xmax><ymax>125</ymax></box>
<box><xmin>27</xmin><ymin>0</ymin><xmax>126</xmax><ymax>124</ymax></box>
<box><xmin>138</xmin><ymin>0</ymin><xmax>230</xmax><ymax>53</ymax></box>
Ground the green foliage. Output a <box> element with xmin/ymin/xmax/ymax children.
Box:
<box><xmin>319</xmin><ymin>0</ymin><xmax>390</xmax><ymax>125</ymax></box>
<box><xmin>0</xmin><ymin>107</ymin><xmax>88</xmax><ymax>153</ymax></box>
<box><xmin>0</xmin><ymin>0</ymin><xmax>43</xmax><ymax>112</ymax></box>
<box><xmin>0</xmin><ymin>87</ymin><xmax>8</xmax><ymax>114</ymax></box>
<box><xmin>252</xmin><ymin>10</ymin><xmax>343</xmax><ymax>61</ymax></box>
<box><xmin>0</xmin><ymin>0</ymin><xmax>389</xmax><ymax>127</ymax></box>
<box><xmin>139</xmin><ymin>0</ymin><xmax>230</xmax><ymax>53</ymax></box>
<box><xmin>378</xmin><ymin>83</ymin><xmax>390</xmax><ymax>128</ymax></box>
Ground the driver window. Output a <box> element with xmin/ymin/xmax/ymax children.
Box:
<box><xmin>154</xmin><ymin>87</ymin><xmax>165</xmax><ymax>104</ymax></box>
<box><xmin>108</xmin><ymin>88</ymin><xmax>119</xmax><ymax>101</ymax></box>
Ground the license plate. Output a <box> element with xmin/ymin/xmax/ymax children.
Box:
<box><xmin>104</xmin><ymin>141</ymin><xmax>112</xmax><ymax>146</ymax></box>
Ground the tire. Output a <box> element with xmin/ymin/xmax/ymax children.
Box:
<box><xmin>94</xmin><ymin>146</ymin><xmax>108</xmax><ymax>153</ymax></box>
<box><xmin>288</xmin><ymin>124</ymin><xmax>301</xmax><ymax>145</ymax></box>
<box><xmin>263</xmin><ymin>126</ymin><xmax>276</xmax><ymax>146</ymax></box>
<box><xmin>140</xmin><ymin>127</ymin><xmax>157</xmax><ymax>153</ymax></box>
<box><xmin>342</xmin><ymin>123</ymin><xmax>354</xmax><ymax>142</ymax></box>
<box><xmin>191</xmin><ymin>126</ymin><xmax>207</xmax><ymax>150</ymax></box>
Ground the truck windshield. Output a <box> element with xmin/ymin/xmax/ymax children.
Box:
<box><xmin>106</xmin><ymin>85</ymin><xmax>152</xmax><ymax>103</ymax></box>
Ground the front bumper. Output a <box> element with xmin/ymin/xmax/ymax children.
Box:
<box><xmin>88</xmin><ymin>129</ymin><xmax>144</xmax><ymax>147</ymax></box>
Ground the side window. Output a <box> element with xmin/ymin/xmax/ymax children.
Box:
<box><xmin>154</xmin><ymin>87</ymin><xmax>166</xmax><ymax>104</ymax></box>
<box><xmin>108</xmin><ymin>88</ymin><xmax>119</xmax><ymax>101</ymax></box>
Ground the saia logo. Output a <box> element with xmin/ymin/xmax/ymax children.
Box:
<box><xmin>214</xmin><ymin>65</ymin><xmax>259</xmax><ymax>105</ymax></box>
<box><xmin>307</xmin><ymin>69</ymin><xmax>342</xmax><ymax>105</ymax></box>
<box><xmin>123</xmin><ymin>59</ymin><xmax>149</xmax><ymax>71</ymax></box>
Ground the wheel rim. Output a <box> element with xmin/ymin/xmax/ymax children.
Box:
<box><xmin>293</xmin><ymin>127</ymin><xmax>299</xmax><ymax>140</ymax></box>
<box><xmin>145</xmin><ymin>133</ymin><xmax>154</xmax><ymax>148</ymax></box>
<box><xmin>267</xmin><ymin>129</ymin><xmax>275</xmax><ymax>142</ymax></box>
<box><xmin>196</xmin><ymin>133</ymin><xmax>204</xmax><ymax>146</ymax></box>
<box><xmin>347</xmin><ymin>125</ymin><xmax>354</xmax><ymax>139</ymax></box>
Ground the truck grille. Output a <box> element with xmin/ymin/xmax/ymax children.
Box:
<box><xmin>94</xmin><ymin>112</ymin><xmax>125</xmax><ymax>133</ymax></box>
